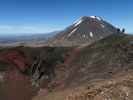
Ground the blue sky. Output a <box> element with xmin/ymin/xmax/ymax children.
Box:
<box><xmin>0</xmin><ymin>0</ymin><xmax>132</xmax><ymax>35</ymax></box>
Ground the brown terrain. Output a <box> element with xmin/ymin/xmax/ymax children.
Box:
<box><xmin>0</xmin><ymin>34</ymin><xmax>132</xmax><ymax>100</ymax></box>
<box><xmin>0</xmin><ymin>16</ymin><xmax>133</xmax><ymax>100</ymax></box>
<box><xmin>33</xmin><ymin>34</ymin><xmax>133</xmax><ymax>100</ymax></box>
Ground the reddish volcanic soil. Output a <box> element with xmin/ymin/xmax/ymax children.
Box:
<box><xmin>3</xmin><ymin>68</ymin><xmax>36</xmax><ymax>100</ymax></box>
<box><xmin>0</xmin><ymin>48</ymin><xmax>37</xmax><ymax>100</ymax></box>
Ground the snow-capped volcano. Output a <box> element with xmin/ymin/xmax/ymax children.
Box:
<box><xmin>48</xmin><ymin>16</ymin><xmax>119</xmax><ymax>46</ymax></box>
<box><xmin>73</xmin><ymin>16</ymin><xmax>102</xmax><ymax>26</ymax></box>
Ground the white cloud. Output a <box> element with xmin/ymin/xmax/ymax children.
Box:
<box><xmin>0</xmin><ymin>25</ymin><xmax>13</xmax><ymax>30</ymax></box>
<box><xmin>0</xmin><ymin>24</ymin><xmax>64</xmax><ymax>35</ymax></box>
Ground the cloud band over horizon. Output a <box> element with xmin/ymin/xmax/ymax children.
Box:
<box><xmin>0</xmin><ymin>24</ymin><xmax>65</xmax><ymax>35</ymax></box>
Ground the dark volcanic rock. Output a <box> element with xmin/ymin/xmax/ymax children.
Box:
<box><xmin>48</xmin><ymin>16</ymin><xmax>119</xmax><ymax>46</ymax></box>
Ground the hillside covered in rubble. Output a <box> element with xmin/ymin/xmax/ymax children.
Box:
<box><xmin>0</xmin><ymin>33</ymin><xmax>133</xmax><ymax>100</ymax></box>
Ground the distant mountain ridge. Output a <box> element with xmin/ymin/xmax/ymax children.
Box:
<box><xmin>0</xmin><ymin>31</ymin><xmax>59</xmax><ymax>46</ymax></box>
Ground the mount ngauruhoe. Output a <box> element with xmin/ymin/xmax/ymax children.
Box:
<box><xmin>48</xmin><ymin>16</ymin><xmax>120</xmax><ymax>46</ymax></box>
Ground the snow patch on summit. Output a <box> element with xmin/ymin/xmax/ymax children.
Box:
<box><xmin>74</xmin><ymin>20</ymin><xmax>83</xmax><ymax>27</ymax></box>
<box><xmin>68</xmin><ymin>28</ymin><xmax>78</xmax><ymax>37</ymax></box>
<box><xmin>96</xmin><ymin>16</ymin><xmax>102</xmax><ymax>21</ymax></box>
<box><xmin>90</xmin><ymin>16</ymin><xmax>102</xmax><ymax>21</ymax></box>
<box><xmin>90</xmin><ymin>32</ymin><xmax>93</xmax><ymax>37</ymax></box>
<box><xmin>73</xmin><ymin>16</ymin><xmax>102</xmax><ymax>27</ymax></box>
<box><xmin>100</xmin><ymin>24</ymin><xmax>105</xmax><ymax>28</ymax></box>
<box><xmin>90</xmin><ymin>16</ymin><xmax>96</xmax><ymax>19</ymax></box>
